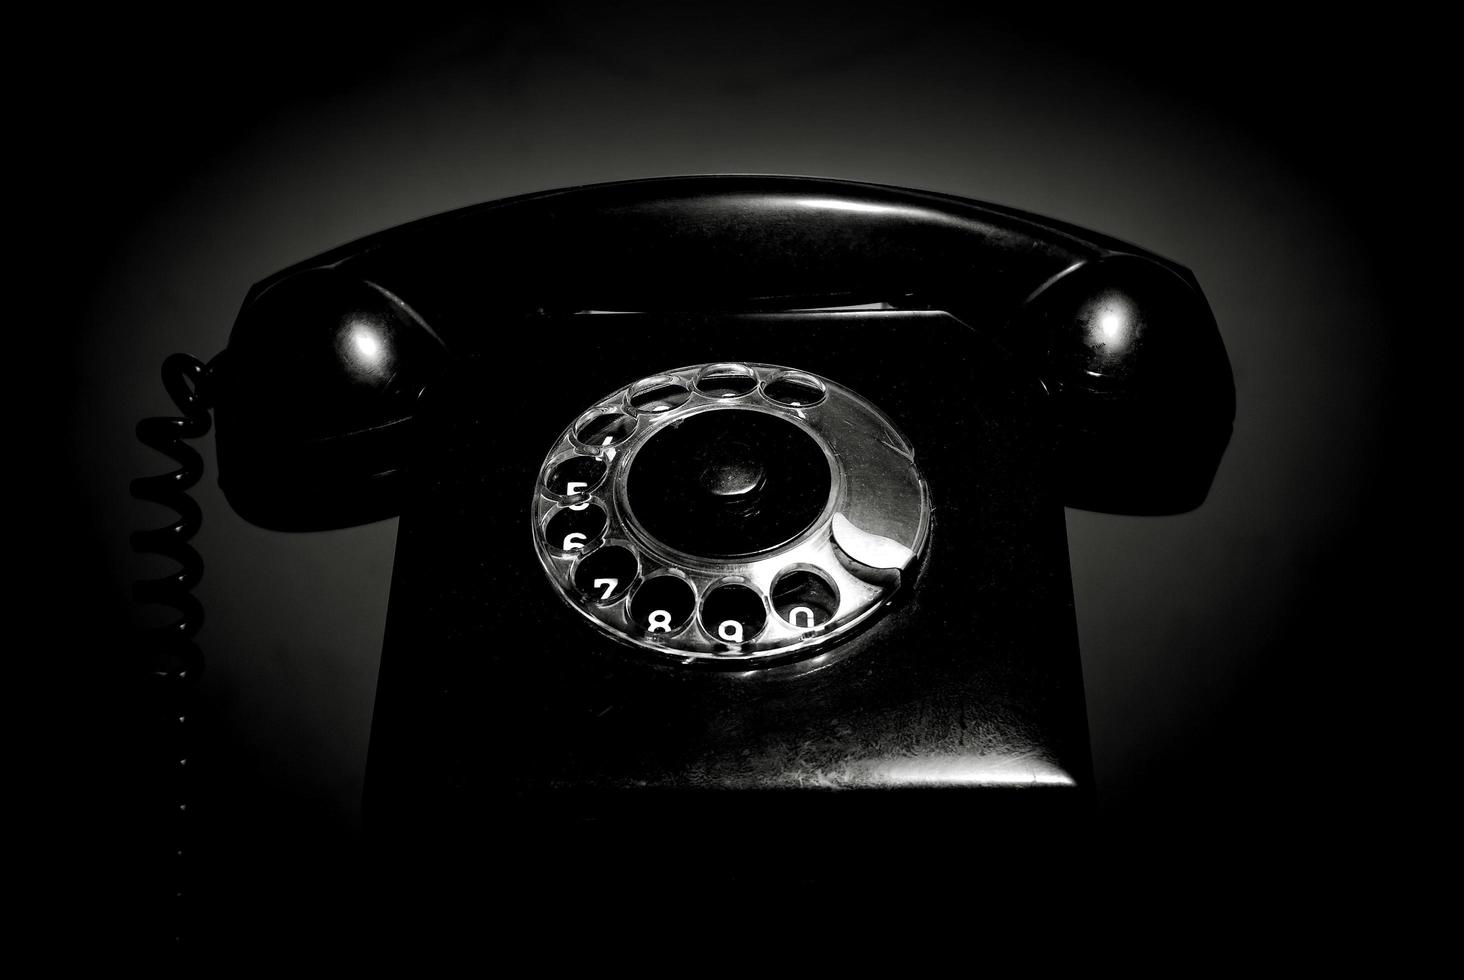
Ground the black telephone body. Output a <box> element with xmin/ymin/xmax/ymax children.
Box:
<box><xmin>142</xmin><ymin>176</ymin><xmax>1233</xmax><ymax>897</ymax></box>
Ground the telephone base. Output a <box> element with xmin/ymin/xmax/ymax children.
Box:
<box><xmin>365</xmin><ymin>311</ymin><xmax>1094</xmax><ymax>885</ymax></box>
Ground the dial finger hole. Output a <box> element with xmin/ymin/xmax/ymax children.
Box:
<box><xmin>544</xmin><ymin>502</ymin><xmax>607</xmax><ymax>554</ymax></box>
<box><xmin>699</xmin><ymin>582</ymin><xmax>768</xmax><ymax>646</ymax></box>
<box><xmin>544</xmin><ymin>454</ymin><xmax>608</xmax><ymax>500</ymax></box>
<box><xmin>572</xmin><ymin>545</ymin><xmax>638</xmax><ymax>604</ymax></box>
<box><xmin>771</xmin><ymin>567</ymin><xmax>839</xmax><ymax>630</ymax></box>
<box><xmin>573</xmin><ymin>408</ymin><xmax>637</xmax><ymax>448</ymax></box>
<box><xmin>630</xmin><ymin>574</ymin><xmax>696</xmax><ymax>636</ymax></box>
<box><xmin>628</xmin><ymin>375</ymin><xmax>692</xmax><ymax>414</ymax></box>
<box><xmin>694</xmin><ymin>362</ymin><xmax>758</xmax><ymax>398</ymax></box>
<box><xmin>763</xmin><ymin>371</ymin><xmax>827</xmax><ymax>408</ymax></box>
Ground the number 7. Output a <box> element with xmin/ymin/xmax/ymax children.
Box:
<box><xmin>593</xmin><ymin>578</ymin><xmax>618</xmax><ymax>600</ymax></box>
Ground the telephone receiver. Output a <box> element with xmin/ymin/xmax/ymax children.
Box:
<box><xmin>137</xmin><ymin>176</ymin><xmax>1233</xmax><ymax>908</ymax></box>
<box><xmin>206</xmin><ymin>175</ymin><xmax>1231</xmax><ymax>527</ymax></box>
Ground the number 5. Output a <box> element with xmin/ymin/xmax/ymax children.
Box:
<box><xmin>566</xmin><ymin>481</ymin><xmax>590</xmax><ymax>511</ymax></box>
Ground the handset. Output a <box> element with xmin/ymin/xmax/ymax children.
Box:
<box><xmin>208</xmin><ymin>176</ymin><xmax>1233</xmax><ymax>530</ymax></box>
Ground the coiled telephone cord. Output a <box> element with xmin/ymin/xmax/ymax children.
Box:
<box><xmin>131</xmin><ymin>352</ymin><xmax>211</xmax><ymax>945</ymax></box>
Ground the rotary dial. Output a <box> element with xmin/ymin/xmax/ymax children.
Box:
<box><xmin>532</xmin><ymin>362</ymin><xmax>931</xmax><ymax>668</ymax></box>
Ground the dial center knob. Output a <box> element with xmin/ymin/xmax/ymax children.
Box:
<box><xmin>626</xmin><ymin>408</ymin><xmax>832</xmax><ymax>559</ymax></box>
<box><xmin>699</xmin><ymin>443</ymin><xmax>767</xmax><ymax>498</ymax></box>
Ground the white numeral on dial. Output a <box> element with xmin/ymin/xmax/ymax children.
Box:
<box><xmin>647</xmin><ymin>610</ymin><xmax>673</xmax><ymax>633</ymax></box>
<box><xmin>593</xmin><ymin>578</ymin><xmax>618</xmax><ymax>600</ymax></box>
<box><xmin>562</xmin><ymin>532</ymin><xmax>586</xmax><ymax>551</ymax></box>
<box><xmin>718</xmin><ymin>620</ymin><xmax>744</xmax><ymax>643</ymax></box>
<box><xmin>789</xmin><ymin>606</ymin><xmax>815</xmax><ymax>629</ymax></box>
<box><xmin>566</xmin><ymin>482</ymin><xmax>590</xmax><ymax>510</ymax></box>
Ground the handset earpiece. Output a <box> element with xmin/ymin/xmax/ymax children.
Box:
<box><xmin>1021</xmin><ymin>255</ymin><xmax>1236</xmax><ymax>514</ymax></box>
<box><xmin>212</xmin><ymin>267</ymin><xmax>448</xmax><ymax>530</ymax></box>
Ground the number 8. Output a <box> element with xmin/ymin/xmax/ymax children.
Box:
<box><xmin>647</xmin><ymin>610</ymin><xmax>673</xmax><ymax>633</ymax></box>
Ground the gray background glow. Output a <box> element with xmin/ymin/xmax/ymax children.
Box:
<box><xmin>56</xmin><ymin>5</ymin><xmax>1411</xmax><ymax>884</ymax></box>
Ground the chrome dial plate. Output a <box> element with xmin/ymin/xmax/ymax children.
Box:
<box><xmin>532</xmin><ymin>362</ymin><xmax>931</xmax><ymax>668</ymax></box>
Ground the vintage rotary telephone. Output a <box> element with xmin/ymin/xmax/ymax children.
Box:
<box><xmin>135</xmin><ymin>176</ymin><xmax>1233</xmax><ymax>909</ymax></box>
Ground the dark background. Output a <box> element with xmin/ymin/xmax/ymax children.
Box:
<box><xmin>36</xmin><ymin>1</ymin><xmax>1432</xmax><ymax>929</ymax></box>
